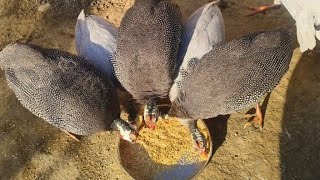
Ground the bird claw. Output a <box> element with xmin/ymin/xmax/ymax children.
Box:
<box><xmin>62</xmin><ymin>130</ymin><xmax>80</xmax><ymax>142</ymax></box>
<box><xmin>244</xmin><ymin>116</ymin><xmax>263</xmax><ymax>130</ymax></box>
<box><xmin>246</xmin><ymin>6</ymin><xmax>268</xmax><ymax>16</ymax></box>
<box><xmin>244</xmin><ymin>103</ymin><xmax>263</xmax><ymax>130</ymax></box>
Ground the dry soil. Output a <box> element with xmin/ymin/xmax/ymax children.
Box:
<box><xmin>0</xmin><ymin>0</ymin><xmax>319</xmax><ymax>179</ymax></box>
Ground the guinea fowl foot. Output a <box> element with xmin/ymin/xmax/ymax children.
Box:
<box><xmin>244</xmin><ymin>103</ymin><xmax>263</xmax><ymax>130</ymax></box>
<box><xmin>127</xmin><ymin>99</ymin><xmax>139</xmax><ymax>131</ymax></box>
<box><xmin>62</xmin><ymin>130</ymin><xmax>80</xmax><ymax>142</ymax></box>
<box><xmin>246</xmin><ymin>5</ymin><xmax>273</xmax><ymax>16</ymax></box>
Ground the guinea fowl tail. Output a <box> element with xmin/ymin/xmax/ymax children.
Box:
<box><xmin>0</xmin><ymin>43</ymin><xmax>49</xmax><ymax>70</ymax></box>
<box><xmin>0</xmin><ymin>43</ymin><xmax>33</xmax><ymax>70</ymax></box>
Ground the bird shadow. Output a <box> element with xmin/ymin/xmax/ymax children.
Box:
<box><xmin>280</xmin><ymin>51</ymin><xmax>320</xmax><ymax>179</ymax></box>
<box><xmin>0</xmin><ymin>79</ymin><xmax>55</xmax><ymax>179</ymax></box>
<box><xmin>203</xmin><ymin>115</ymin><xmax>229</xmax><ymax>157</ymax></box>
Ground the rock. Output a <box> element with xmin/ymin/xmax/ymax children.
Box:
<box><xmin>38</xmin><ymin>3</ymin><xmax>51</xmax><ymax>13</ymax></box>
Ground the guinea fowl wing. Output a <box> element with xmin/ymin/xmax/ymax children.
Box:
<box><xmin>170</xmin><ymin>2</ymin><xmax>225</xmax><ymax>103</ymax></box>
<box><xmin>75</xmin><ymin>10</ymin><xmax>118</xmax><ymax>81</ymax></box>
<box><xmin>177</xmin><ymin>2</ymin><xmax>225</xmax><ymax>65</ymax></box>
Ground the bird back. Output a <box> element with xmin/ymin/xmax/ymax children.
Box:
<box><xmin>170</xmin><ymin>29</ymin><xmax>293</xmax><ymax>119</ymax></box>
<box><xmin>0</xmin><ymin>44</ymin><xmax>119</xmax><ymax>135</ymax></box>
<box><xmin>112</xmin><ymin>0</ymin><xmax>182</xmax><ymax>103</ymax></box>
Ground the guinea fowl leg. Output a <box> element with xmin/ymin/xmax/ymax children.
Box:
<box><xmin>127</xmin><ymin>98</ymin><xmax>139</xmax><ymax>130</ymax></box>
<box><xmin>246</xmin><ymin>4</ymin><xmax>281</xmax><ymax>16</ymax></box>
<box><xmin>244</xmin><ymin>103</ymin><xmax>263</xmax><ymax>130</ymax></box>
<box><xmin>183</xmin><ymin>119</ymin><xmax>208</xmax><ymax>155</ymax></box>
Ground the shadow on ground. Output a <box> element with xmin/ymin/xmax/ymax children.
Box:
<box><xmin>281</xmin><ymin>52</ymin><xmax>320</xmax><ymax>179</ymax></box>
<box><xmin>204</xmin><ymin>115</ymin><xmax>229</xmax><ymax>156</ymax></box>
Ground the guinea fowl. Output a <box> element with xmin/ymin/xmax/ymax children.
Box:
<box><xmin>169</xmin><ymin>29</ymin><xmax>293</xmax><ymax>154</ymax></box>
<box><xmin>75</xmin><ymin>10</ymin><xmax>118</xmax><ymax>84</ymax></box>
<box><xmin>112</xmin><ymin>0</ymin><xmax>182</xmax><ymax>129</ymax></box>
<box><xmin>0</xmin><ymin>43</ymin><xmax>137</xmax><ymax>142</ymax></box>
<box><xmin>169</xmin><ymin>1</ymin><xmax>225</xmax><ymax>153</ymax></box>
<box><xmin>247</xmin><ymin>0</ymin><xmax>320</xmax><ymax>53</ymax></box>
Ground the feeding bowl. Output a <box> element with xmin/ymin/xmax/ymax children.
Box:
<box><xmin>118</xmin><ymin>118</ymin><xmax>213</xmax><ymax>180</ymax></box>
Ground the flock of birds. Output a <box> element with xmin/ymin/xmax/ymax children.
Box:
<box><xmin>0</xmin><ymin>0</ymin><xmax>319</xmax><ymax>155</ymax></box>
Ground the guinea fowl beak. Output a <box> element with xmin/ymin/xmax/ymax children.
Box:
<box><xmin>143</xmin><ymin>98</ymin><xmax>159</xmax><ymax>130</ymax></box>
<box><xmin>200</xmin><ymin>150</ymin><xmax>208</xmax><ymax>158</ymax></box>
<box><xmin>149</xmin><ymin>115</ymin><xmax>156</xmax><ymax>130</ymax></box>
<box><xmin>144</xmin><ymin>114</ymin><xmax>157</xmax><ymax>130</ymax></box>
<box><xmin>194</xmin><ymin>140</ymin><xmax>208</xmax><ymax>157</ymax></box>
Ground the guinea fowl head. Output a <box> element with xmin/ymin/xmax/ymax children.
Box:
<box><xmin>111</xmin><ymin>119</ymin><xmax>138</xmax><ymax>143</ymax></box>
<box><xmin>143</xmin><ymin>98</ymin><xmax>159</xmax><ymax>130</ymax></box>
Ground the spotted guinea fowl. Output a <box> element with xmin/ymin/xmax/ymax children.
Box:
<box><xmin>169</xmin><ymin>1</ymin><xmax>225</xmax><ymax>153</ymax></box>
<box><xmin>0</xmin><ymin>43</ymin><xmax>136</xmax><ymax>142</ymax></box>
<box><xmin>112</xmin><ymin>0</ymin><xmax>182</xmax><ymax>129</ymax></box>
<box><xmin>169</xmin><ymin>29</ymin><xmax>293</xmax><ymax>154</ymax></box>
<box><xmin>75</xmin><ymin>10</ymin><xmax>118</xmax><ymax>84</ymax></box>
<box><xmin>247</xmin><ymin>0</ymin><xmax>320</xmax><ymax>53</ymax></box>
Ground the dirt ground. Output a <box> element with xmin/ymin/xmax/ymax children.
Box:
<box><xmin>0</xmin><ymin>0</ymin><xmax>319</xmax><ymax>179</ymax></box>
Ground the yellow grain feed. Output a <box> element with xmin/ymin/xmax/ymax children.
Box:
<box><xmin>137</xmin><ymin>117</ymin><xmax>208</xmax><ymax>164</ymax></box>
<box><xmin>120</xmin><ymin>116</ymin><xmax>210</xmax><ymax>178</ymax></box>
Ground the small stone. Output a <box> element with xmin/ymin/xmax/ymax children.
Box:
<box><xmin>38</xmin><ymin>3</ymin><xmax>51</xmax><ymax>13</ymax></box>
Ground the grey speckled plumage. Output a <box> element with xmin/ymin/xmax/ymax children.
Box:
<box><xmin>170</xmin><ymin>29</ymin><xmax>293</xmax><ymax>119</ymax></box>
<box><xmin>112</xmin><ymin>0</ymin><xmax>182</xmax><ymax>103</ymax></box>
<box><xmin>0</xmin><ymin>43</ymin><xmax>120</xmax><ymax>135</ymax></box>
